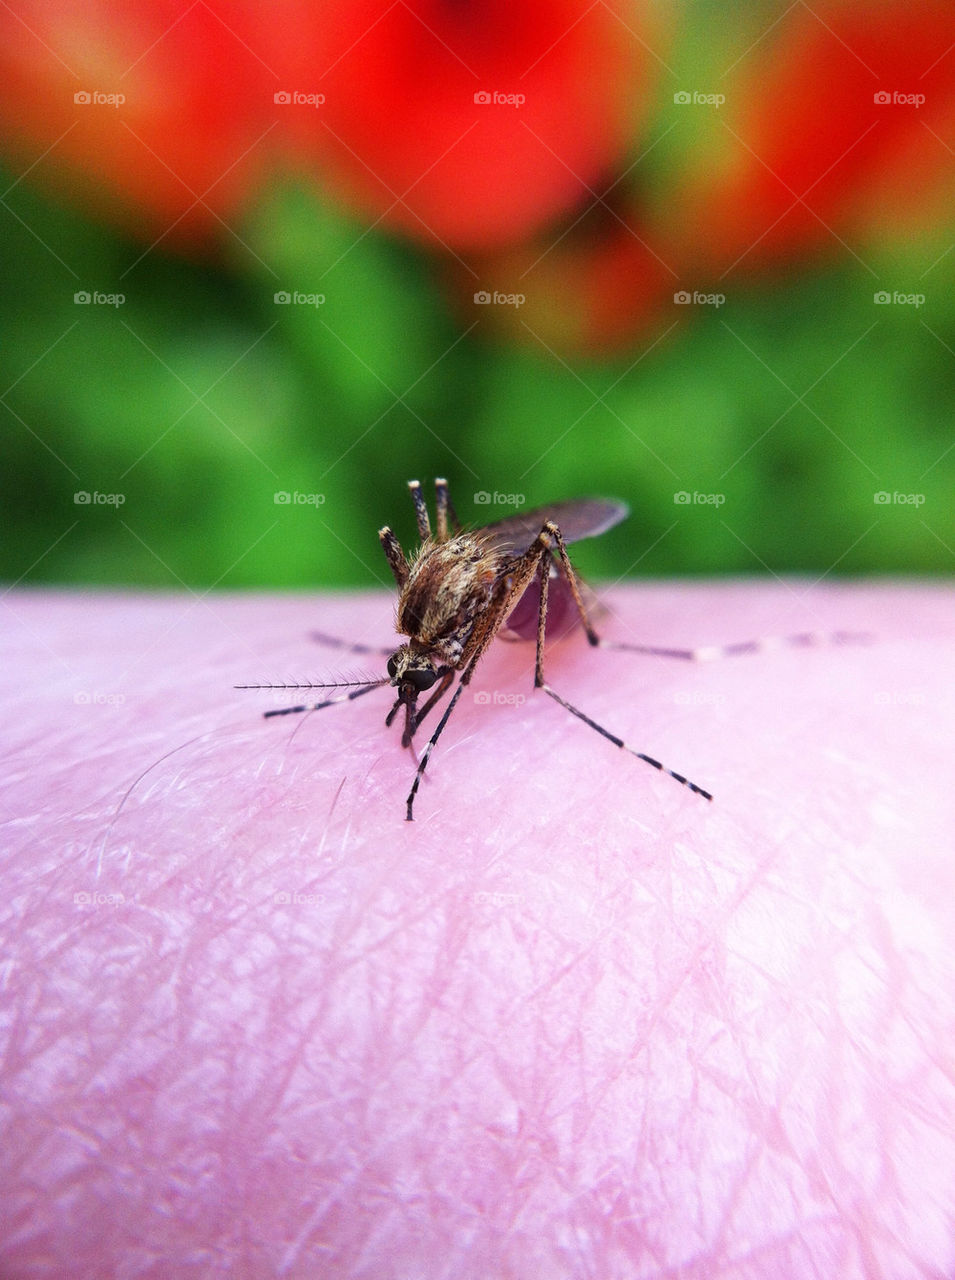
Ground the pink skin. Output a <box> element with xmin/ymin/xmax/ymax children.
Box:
<box><xmin>2</xmin><ymin>583</ymin><xmax>954</xmax><ymax>1278</ymax></box>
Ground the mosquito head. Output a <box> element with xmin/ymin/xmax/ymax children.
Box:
<box><xmin>384</xmin><ymin>645</ymin><xmax>444</xmax><ymax>747</ymax></box>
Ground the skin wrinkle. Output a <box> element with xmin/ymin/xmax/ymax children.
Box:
<box><xmin>1</xmin><ymin>585</ymin><xmax>954</xmax><ymax>1277</ymax></box>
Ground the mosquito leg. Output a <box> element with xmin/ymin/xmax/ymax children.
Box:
<box><xmin>533</xmin><ymin>525</ymin><xmax>712</xmax><ymax>801</ymax></box>
<box><xmin>544</xmin><ymin>521</ymin><xmax>604</xmax><ymax>645</ymax></box>
<box><xmin>600</xmin><ymin>630</ymin><xmax>874</xmax><ymax>662</ymax></box>
<box><xmin>541</xmin><ymin>522</ymin><xmax>871</xmax><ymax>661</ymax></box>
<box><xmin>407</xmin><ymin>479</ymin><xmax>432</xmax><ymax>540</ymax></box>
<box><xmin>532</xmin><ymin>534</ymin><xmax>554</xmax><ymax>684</ymax></box>
<box><xmin>379</xmin><ymin>527</ymin><xmax>409</xmax><ymax>589</ymax></box>
<box><xmin>405</xmin><ymin>679</ymin><xmax>471</xmax><ymax>820</ymax></box>
<box><xmin>434</xmin><ymin>477</ymin><xmax>460</xmax><ymax>541</ymax></box>
<box><xmin>309</xmin><ymin>630</ymin><xmax>395</xmax><ymax>657</ymax></box>
<box><xmin>538</xmin><ymin>681</ymin><xmax>713</xmax><ymax>800</ymax></box>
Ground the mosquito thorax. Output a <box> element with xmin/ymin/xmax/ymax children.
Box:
<box><xmin>395</xmin><ymin>533</ymin><xmax>505</xmax><ymax>667</ymax></box>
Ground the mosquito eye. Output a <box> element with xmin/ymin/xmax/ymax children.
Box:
<box><xmin>407</xmin><ymin>668</ymin><xmax>438</xmax><ymax>692</ymax></box>
<box><xmin>387</xmin><ymin>655</ymin><xmax>398</xmax><ymax>679</ymax></box>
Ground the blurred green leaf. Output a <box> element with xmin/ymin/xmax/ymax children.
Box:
<box><xmin>2</xmin><ymin>155</ymin><xmax>953</xmax><ymax>589</ymax></box>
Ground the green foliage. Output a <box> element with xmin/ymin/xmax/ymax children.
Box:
<box><xmin>2</xmin><ymin>170</ymin><xmax>952</xmax><ymax>588</ymax></box>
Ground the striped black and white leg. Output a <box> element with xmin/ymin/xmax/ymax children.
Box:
<box><xmin>599</xmin><ymin>630</ymin><xmax>873</xmax><ymax>662</ymax></box>
<box><xmin>535</xmin><ymin>525</ymin><xmax>713</xmax><ymax>801</ymax></box>
<box><xmin>309</xmin><ymin>631</ymin><xmax>396</xmax><ymax>658</ymax></box>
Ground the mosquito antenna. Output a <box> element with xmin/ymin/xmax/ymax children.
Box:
<box><xmin>236</xmin><ymin>678</ymin><xmax>387</xmax><ymax>690</ymax></box>
<box><xmin>236</xmin><ymin>676</ymin><xmax>390</xmax><ymax>719</ymax></box>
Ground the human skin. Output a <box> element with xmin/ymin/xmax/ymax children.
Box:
<box><xmin>2</xmin><ymin>583</ymin><xmax>954</xmax><ymax>1279</ymax></box>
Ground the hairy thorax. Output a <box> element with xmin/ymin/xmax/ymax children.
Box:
<box><xmin>396</xmin><ymin>533</ymin><xmax>509</xmax><ymax>667</ymax></box>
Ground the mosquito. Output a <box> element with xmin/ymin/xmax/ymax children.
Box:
<box><xmin>239</xmin><ymin>479</ymin><xmax>865</xmax><ymax>820</ymax></box>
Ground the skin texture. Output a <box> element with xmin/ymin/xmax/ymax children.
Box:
<box><xmin>2</xmin><ymin>583</ymin><xmax>954</xmax><ymax>1279</ymax></box>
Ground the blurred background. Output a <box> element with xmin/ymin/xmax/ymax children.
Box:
<box><xmin>1</xmin><ymin>0</ymin><xmax>953</xmax><ymax>590</ymax></box>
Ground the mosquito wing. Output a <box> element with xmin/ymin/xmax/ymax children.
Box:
<box><xmin>480</xmin><ymin>498</ymin><xmax>628</xmax><ymax>556</ymax></box>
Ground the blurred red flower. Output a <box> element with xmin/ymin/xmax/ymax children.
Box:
<box><xmin>667</xmin><ymin>0</ymin><xmax>955</xmax><ymax>277</ymax></box>
<box><xmin>285</xmin><ymin>0</ymin><xmax>652</xmax><ymax>249</ymax></box>
<box><xmin>1</xmin><ymin>0</ymin><xmax>950</xmax><ymax>353</ymax></box>
<box><xmin>0</xmin><ymin>1</ymin><xmax>273</xmax><ymax>246</ymax></box>
<box><xmin>468</xmin><ymin>0</ymin><xmax>955</xmax><ymax>351</ymax></box>
<box><xmin>0</xmin><ymin>0</ymin><xmax>652</xmax><ymax>252</ymax></box>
